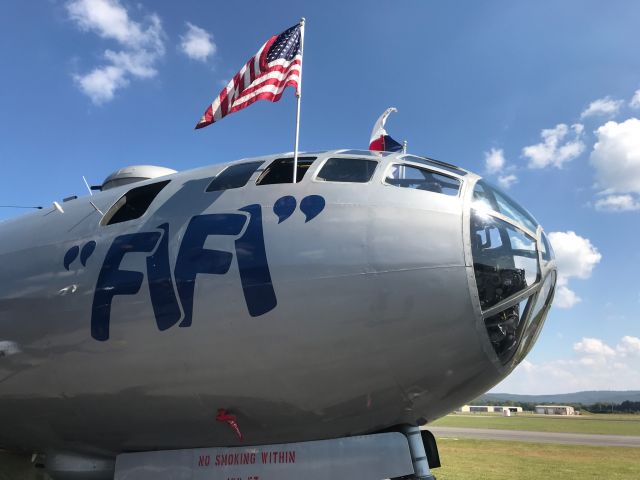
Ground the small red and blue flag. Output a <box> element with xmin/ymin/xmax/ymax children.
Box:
<box><xmin>369</xmin><ymin>107</ymin><xmax>403</xmax><ymax>152</ymax></box>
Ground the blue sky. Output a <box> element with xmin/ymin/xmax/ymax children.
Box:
<box><xmin>1</xmin><ymin>0</ymin><xmax>639</xmax><ymax>393</ymax></box>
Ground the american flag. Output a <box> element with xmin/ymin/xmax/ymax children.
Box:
<box><xmin>196</xmin><ymin>23</ymin><xmax>303</xmax><ymax>129</ymax></box>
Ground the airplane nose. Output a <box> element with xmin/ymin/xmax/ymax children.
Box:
<box><xmin>469</xmin><ymin>180</ymin><xmax>557</xmax><ymax>368</ymax></box>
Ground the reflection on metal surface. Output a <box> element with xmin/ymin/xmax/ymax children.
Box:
<box><xmin>0</xmin><ymin>341</ymin><xmax>21</xmax><ymax>357</ymax></box>
<box><xmin>44</xmin><ymin>451</ymin><xmax>115</xmax><ymax>480</ymax></box>
<box><xmin>57</xmin><ymin>285</ymin><xmax>78</xmax><ymax>296</ymax></box>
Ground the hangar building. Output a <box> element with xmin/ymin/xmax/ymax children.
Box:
<box><xmin>535</xmin><ymin>405</ymin><xmax>576</xmax><ymax>415</ymax></box>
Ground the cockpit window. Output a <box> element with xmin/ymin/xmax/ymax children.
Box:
<box><xmin>471</xmin><ymin>211</ymin><xmax>540</xmax><ymax>310</ymax></box>
<box><xmin>206</xmin><ymin>161</ymin><xmax>263</xmax><ymax>192</ymax></box>
<box><xmin>473</xmin><ymin>180</ymin><xmax>538</xmax><ymax>233</ymax></box>
<box><xmin>102</xmin><ymin>180</ymin><xmax>170</xmax><ymax>226</ymax></box>
<box><xmin>385</xmin><ymin>164</ymin><xmax>461</xmax><ymax>196</ymax></box>
<box><xmin>515</xmin><ymin>271</ymin><xmax>556</xmax><ymax>364</ymax></box>
<box><xmin>402</xmin><ymin>155</ymin><xmax>468</xmax><ymax>176</ymax></box>
<box><xmin>484</xmin><ymin>296</ymin><xmax>531</xmax><ymax>364</ymax></box>
<box><xmin>316</xmin><ymin>158</ymin><xmax>378</xmax><ymax>183</ymax></box>
<box><xmin>256</xmin><ymin>157</ymin><xmax>316</xmax><ymax>185</ymax></box>
<box><xmin>540</xmin><ymin>231</ymin><xmax>554</xmax><ymax>262</ymax></box>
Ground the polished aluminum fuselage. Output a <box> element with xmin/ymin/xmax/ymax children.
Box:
<box><xmin>0</xmin><ymin>151</ymin><xmax>531</xmax><ymax>457</ymax></box>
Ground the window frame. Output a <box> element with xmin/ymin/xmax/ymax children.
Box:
<box><xmin>312</xmin><ymin>156</ymin><xmax>379</xmax><ymax>184</ymax></box>
<box><xmin>100</xmin><ymin>179</ymin><xmax>171</xmax><ymax>226</ymax></box>
<box><xmin>470</xmin><ymin>210</ymin><xmax>541</xmax><ymax>312</ymax></box>
<box><xmin>381</xmin><ymin>162</ymin><xmax>463</xmax><ymax>197</ymax></box>
<box><xmin>401</xmin><ymin>154</ymin><xmax>468</xmax><ymax>176</ymax></box>
<box><xmin>255</xmin><ymin>156</ymin><xmax>317</xmax><ymax>185</ymax></box>
<box><xmin>472</xmin><ymin>180</ymin><xmax>538</xmax><ymax>235</ymax></box>
<box><xmin>540</xmin><ymin>230</ymin><xmax>554</xmax><ymax>262</ymax></box>
<box><xmin>205</xmin><ymin>161</ymin><xmax>264</xmax><ymax>192</ymax></box>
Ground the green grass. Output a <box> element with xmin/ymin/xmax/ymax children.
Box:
<box><xmin>434</xmin><ymin>438</ymin><xmax>640</xmax><ymax>480</ymax></box>
<box><xmin>430</xmin><ymin>413</ymin><xmax>640</xmax><ymax>436</ymax></box>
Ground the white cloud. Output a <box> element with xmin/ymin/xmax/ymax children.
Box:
<box><xmin>73</xmin><ymin>65</ymin><xmax>128</xmax><ymax>104</ymax></box>
<box><xmin>630</xmin><ymin>90</ymin><xmax>640</xmax><ymax>109</ymax></box>
<box><xmin>522</xmin><ymin>123</ymin><xmax>585</xmax><ymax>169</ymax></box>
<box><xmin>68</xmin><ymin>0</ymin><xmax>143</xmax><ymax>46</ymax></box>
<box><xmin>497</xmin><ymin>174</ymin><xmax>518</xmax><ymax>189</ymax></box>
<box><xmin>547</xmin><ymin>231</ymin><xmax>601</xmax><ymax>280</ymax></box>
<box><xmin>590</xmin><ymin>118</ymin><xmax>640</xmax><ymax>195</ymax></box>
<box><xmin>483</xmin><ymin>147</ymin><xmax>518</xmax><ymax>188</ymax></box>
<box><xmin>617</xmin><ymin>336</ymin><xmax>640</xmax><ymax>356</ymax></box>
<box><xmin>493</xmin><ymin>335</ymin><xmax>640</xmax><ymax>394</ymax></box>
<box><xmin>594</xmin><ymin>194</ymin><xmax>640</xmax><ymax>212</ymax></box>
<box><xmin>180</xmin><ymin>22</ymin><xmax>216</xmax><ymax>62</ymax></box>
<box><xmin>581</xmin><ymin>96</ymin><xmax>623</xmax><ymax>119</ymax></box>
<box><xmin>484</xmin><ymin>148</ymin><xmax>505</xmax><ymax>174</ymax></box>
<box><xmin>574</xmin><ymin>337</ymin><xmax>616</xmax><ymax>356</ymax></box>
<box><xmin>547</xmin><ymin>231</ymin><xmax>601</xmax><ymax>309</ymax></box>
<box><xmin>66</xmin><ymin>0</ymin><xmax>165</xmax><ymax>104</ymax></box>
<box><xmin>554</xmin><ymin>283</ymin><xmax>581</xmax><ymax>309</ymax></box>
<box><xmin>104</xmin><ymin>49</ymin><xmax>159</xmax><ymax>78</ymax></box>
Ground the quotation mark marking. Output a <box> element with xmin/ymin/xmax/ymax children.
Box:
<box><xmin>64</xmin><ymin>241</ymin><xmax>96</xmax><ymax>270</ymax></box>
<box><xmin>273</xmin><ymin>195</ymin><xmax>325</xmax><ymax>223</ymax></box>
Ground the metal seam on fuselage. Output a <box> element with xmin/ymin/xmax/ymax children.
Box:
<box><xmin>268</xmin><ymin>264</ymin><xmax>468</xmax><ymax>285</ymax></box>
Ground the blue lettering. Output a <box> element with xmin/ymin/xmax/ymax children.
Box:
<box><xmin>91</xmin><ymin>232</ymin><xmax>161</xmax><ymax>341</ymax></box>
<box><xmin>174</xmin><ymin>213</ymin><xmax>246</xmax><ymax>327</ymax></box>
<box><xmin>236</xmin><ymin>204</ymin><xmax>277</xmax><ymax>316</ymax></box>
<box><xmin>146</xmin><ymin>223</ymin><xmax>182</xmax><ymax>331</ymax></box>
<box><xmin>89</xmin><ymin>194</ymin><xmax>319</xmax><ymax>340</ymax></box>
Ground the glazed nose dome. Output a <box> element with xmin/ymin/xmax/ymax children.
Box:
<box><xmin>470</xmin><ymin>180</ymin><xmax>556</xmax><ymax>367</ymax></box>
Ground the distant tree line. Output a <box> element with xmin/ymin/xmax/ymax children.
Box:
<box><xmin>585</xmin><ymin>401</ymin><xmax>640</xmax><ymax>414</ymax></box>
<box><xmin>471</xmin><ymin>399</ymin><xmax>640</xmax><ymax>414</ymax></box>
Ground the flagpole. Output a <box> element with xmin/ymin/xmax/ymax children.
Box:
<box><xmin>293</xmin><ymin>18</ymin><xmax>305</xmax><ymax>183</ymax></box>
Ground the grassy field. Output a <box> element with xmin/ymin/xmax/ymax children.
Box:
<box><xmin>435</xmin><ymin>438</ymin><xmax>640</xmax><ymax>479</ymax></box>
<box><xmin>430</xmin><ymin>413</ymin><xmax>640</xmax><ymax>436</ymax></box>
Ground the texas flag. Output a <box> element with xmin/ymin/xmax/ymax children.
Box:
<box><xmin>369</xmin><ymin>107</ymin><xmax>403</xmax><ymax>152</ymax></box>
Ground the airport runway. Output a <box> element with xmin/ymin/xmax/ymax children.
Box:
<box><xmin>428</xmin><ymin>426</ymin><xmax>640</xmax><ymax>447</ymax></box>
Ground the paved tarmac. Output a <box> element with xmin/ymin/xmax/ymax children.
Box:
<box><xmin>428</xmin><ymin>426</ymin><xmax>640</xmax><ymax>447</ymax></box>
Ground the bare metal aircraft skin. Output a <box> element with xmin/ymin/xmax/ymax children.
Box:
<box><xmin>0</xmin><ymin>150</ymin><xmax>556</xmax><ymax>457</ymax></box>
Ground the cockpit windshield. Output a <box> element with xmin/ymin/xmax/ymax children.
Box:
<box><xmin>470</xmin><ymin>178</ymin><xmax>553</xmax><ymax>367</ymax></box>
<box><xmin>483</xmin><ymin>296</ymin><xmax>531</xmax><ymax>364</ymax></box>
<box><xmin>540</xmin><ymin>231</ymin><xmax>555</xmax><ymax>263</ymax></box>
<box><xmin>473</xmin><ymin>180</ymin><xmax>538</xmax><ymax>233</ymax></box>
<box><xmin>471</xmin><ymin>212</ymin><xmax>540</xmax><ymax>310</ymax></box>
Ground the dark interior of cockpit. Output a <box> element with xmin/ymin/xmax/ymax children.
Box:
<box><xmin>255</xmin><ymin>157</ymin><xmax>317</xmax><ymax>184</ymax></box>
<box><xmin>104</xmin><ymin>180</ymin><xmax>170</xmax><ymax>225</ymax></box>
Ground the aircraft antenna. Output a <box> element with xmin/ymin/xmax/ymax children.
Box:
<box><xmin>403</xmin><ymin>140</ymin><xmax>408</xmax><ymax>154</ymax></box>
<box><xmin>82</xmin><ymin>176</ymin><xmax>93</xmax><ymax>196</ymax></box>
<box><xmin>0</xmin><ymin>205</ymin><xmax>43</xmax><ymax>209</ymax></box>
<box><xmin>89</xmin><ymin>201</ymin><xmax>104</xmax><ymax>217</ymax></box>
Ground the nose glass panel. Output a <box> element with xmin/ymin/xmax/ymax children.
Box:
<box><xmin>470</xmin><ymin>178</ymin><xmax>556</xmax><ymax>366</ymax></box>
<box><xmin>471</xmin><ymin>211</ymin><xmax>540</xmax><ymax>310</ymax></box>
<box><xmin>484</xmin><ymin>297</ymin><xmax>531</xmax><ymax>364</ymax></box>
<box><xmin>473</xmin><ymin>180</ymin><xmax>538</xmax><ymax>233</ymax></box>
<box><xmin>515</xmin><ymin>271</ymin><xmax>557</xmax><ymax>364</ymax></box>
<box><xmin>540</xmin><ymin>231</ymin><xmax>555</xmax><ymax>264</ymax></box>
